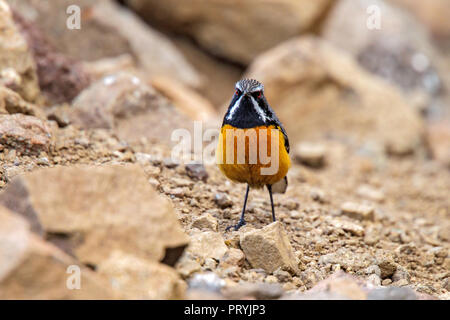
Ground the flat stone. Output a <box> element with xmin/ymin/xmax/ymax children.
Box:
<box><xmin>341</xmin><ymin>202</ymin><xmax>375</xmax><ymax>221</ymax></box>
<box><xmin>294</xmin><ymin>142</ymin><xmax>326</xmax><ymax>167</ymax></box>
<box><xmin>0</xmin><ymin>164</ymin><xmax>189</xmax><ymax>267</ymax></box>
<box><xmin>191</xmin><ymin>213</ymin><xmax>218</xmax><ymax>232</ymax></box>
<box><xmin>240</xmin><ymin>222</ymin><xmax>299</xmax><ymax>275</ymax></box>
<box><xmin>187</xmin><ymin>231</ymin><xmax>229</xmax><ymax>261</ymax></box>
<box><xmin>0</xmin><ymin>114</ymin><xmax>52</xmax><ymax>155</ymax></box>
<box><xmin>0</xmin><ymin>206</ymin><xmax>118</xmax><ymax>299</ymax></box>
<box><xmin>97</xmin><ymin>251</ymin><xmax>186</xmax><ymax>299</ymax></box>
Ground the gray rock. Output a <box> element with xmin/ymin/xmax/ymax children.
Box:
<box><xmin>185</xmin><ymin>163</ymin><xmax>209</xmax><ymax>182</ymax></box>
<box><xmin>222</xmin><ymin>282</ymin><xmax>284</xmax><ymax>300</ymax></box>
<box><xmin>188</xmin><ymin>272</ymin><xmax>225</xmax><ymax>293</ymax></box>
<box><xmin>367</xmin><ymin>287</ymin><xmax>417</xmax><ymax>300</ymax></box>
<box><xmin>240</xmin><ymin>222</ymin><xmax>300</xmax><ymax>275</ymax></box>
<box><xmin>214</xmin><ymin>193</ymin><xmax>233</xmax><ymax>209</ymax></box>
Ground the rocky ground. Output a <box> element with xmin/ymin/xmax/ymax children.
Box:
<box><xmin>0</xmin><ymin>0</ymin><xmax>449</xmax><ymax>300</ymax></box>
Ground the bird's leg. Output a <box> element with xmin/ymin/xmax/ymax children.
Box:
<box><xmin>267</xmin><ymin>184</ymin><xmax>276</xmax><ymax>222</ymax></box>
<box><xmin>226</xmin><ymin>184</ymin><xmax>250</xmax><ymax>231</ymax></box>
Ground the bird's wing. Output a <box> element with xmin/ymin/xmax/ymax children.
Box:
<box><xmin>268</xmin><ymin>115</ymin><xmax>290</xmax><ymax>154</ymax></box>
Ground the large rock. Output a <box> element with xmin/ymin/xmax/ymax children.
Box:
<box><xmin>69</xmin><ymin>72</ymin><xmax>192</xmax><ymax>146</ymax></box>
<box><xmin>151</xmin><ymin>77</ymin><xmax>216</xmax><ymax>122</ymax></box>
<box><xmin>322</xmin><ymin>0</ymin><xmax>447</xmax><ymax>115</ymax></box>
<box><xmin>8</xmin><ymin>0</ymin><xmax>201</xmax><ymax>88</ymax></box>
<box><xmin>245</xmin><ymin>36</ymin><xmax>424</xmax><ymax>155</ymax></box>
<box><xmin>389</xmin><ymin>0</ymin><xmax>450</xmax><ymax>44</ymax></box>
<box><xmin>97</xmin><ymin>251</ymin><xmax>186</xmax><ymax>299</ymax></box>
<box><xmin>125</xmin><ymin>0</ymin><xmax>334</xmax><ymax>64</ymax></box>
<box><xmin>187</xmin><ymin>231</ymin><xmax>229</xmax><ymax>261</ymax></box>
<box><xmin>0</xmin><ymin>114</ymin><xmax>52</xmax><ymax>155</ymax></box>
<box><xmin>283</xmin><ymin>270</ymin><xmax>433</xmax><ymax>300</ymax></box>
<box><xmin>12</xmin><ymin>11</ymin><xmax>90</xmax><ymax>105</ymax></box>
<box><xmin>319</xmin><ymin>248</ymin><xmax>376</xmax><ymax>271</ymax></box>
<box><xmin>284</xmin><ymin>271</ymin><xmax>367</xmax><ymax>300</ymax></box>
<box><xmin>0</xmin><ymin>206</ymin><xmax>117</xmax><ymax>299</ymax></box>
<box><xmin>0</xmin><ymin>0</ymin><xmax>40</xmax><ymax>102</ymax></box>
<box><xmin>0</xmin><ymin>164</ymin><xmax>189</xmax><ymax>267</ymax></box>
<box><xmin>240</xmin><ymin>222</ymin><xmax>299</xmax><ymax>275</ymax></box>
<box><xmin>426</xmin><ymin>120</ymin><xmax>450</xmax><ymax>167</ymax></box>
<box><xmin>0</xmin><ymin>86</ymin><xmax>44</xmax><ymax>118</ymax></box>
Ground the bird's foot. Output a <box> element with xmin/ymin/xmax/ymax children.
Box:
<box><xmin>225</xmin><ymin>219</ymin><xmax>246</xmax><ymax>232</ymax></box>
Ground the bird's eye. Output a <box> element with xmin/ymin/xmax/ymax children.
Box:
<box><xmin>253</xmin><ymin>91</ymin><xmax>262</xmax><ymax>99</ymax></box>
<box><xmin>235</xmin><ymin>89</ymin><xmax>241</xmax><ymax>96</ymax></box>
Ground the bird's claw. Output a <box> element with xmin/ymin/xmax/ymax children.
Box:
<box><xmin>225</xmin><ymin>219</ymin><xmax>246</xmax><ymax>232</ymax></box>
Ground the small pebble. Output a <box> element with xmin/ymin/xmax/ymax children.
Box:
<box><xmin>294</xmin><ymin>142</ymin><xmax>326</xmax><ymax>168</ymax></box>
<box><xmin>185</xmin><ymin>163</ymin><xmax>208</xmax><ymax>182</ymax></box>
<box><xmin>214</xmin><ymin>193</ymin><xmax>233</xmax><ymax>209</ymax></box>
<box><xmin>37</xmin><ymin>157</ymin><xmax>50</xmax><ymax>166</ymax></box>
<box><xmin>382</xmin><ymin>279</ymin><xmax>392</xmax><ymax>286</ymax></box>
<box><xmin>341</xmin><ymin>202</ymin><xmax>375</xmax><ymax>221</ymax></box>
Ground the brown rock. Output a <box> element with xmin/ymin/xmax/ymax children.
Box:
<box><xmin>273</xmin><ymin>268</ymin><xmax>292</xmax><ymax>283</ymax></box>
<box><xmin>151</xmin><ymin>77</ymin><xmax>216</xmax><ymax>121</ymax></box>
<box><xmin>322</xmin><ymin>0</ymin><xmax>447</xmax><ymax>115</ymax></box>
<box><xmin>390</xmin><ymin>0</ymin><xmax>450</xmax><ymax>43</ymax></box>
<box><xmin>222</xmin><ymin>282</ymin><xmax>283</xmax><ymax>300</ymax></box>
<box><xmin>341</xmin><ymin>202</ymin><xmax>375</xmax><ymax>221</ymax></box>
<box><xmin>0</xmin><ymin>0</ymin><xmax>40</xmax><ymax>102</ymax></box>
<box><xmin>172</xmin><ymin>37</ymin><xmax>242</xmax><ymax>108</ymax></box>
<box><xmin>392</xmin><ymin>268</ymin><xmax>411</xmax><ymax>283</ymax></box>
<box><xmin>329</xmin><ymin>217</ymin><xmax>365</xmax><ymax>237</ymax></box>
<box><xmin>12</xmin><ymin>11</ymin><xmax>90</xmax><ymax>104</ymax></box>
<box><xmin>319</xmin><ymin>248</ymin><xmax>375</xmax><ymax>271</ymax></box>
<box><xmin>283</xmin><ymin>271</ymin><xmax>367</xmax><ymax>300</ymax></box>
<box><xmin>0</xmin><ymin>114</ymin><xmax>52</xmax><ymax>155</ymax></box>
<box><xmin>443</xmin><ymin>278</ymin><xmax>450</xmax><ymax>291</ymax></box>
<box><xmin>240</xmin><ymin>222</ymin><xmax>299</xmax><ymax>275</ymax></box>
<box><xmin>70</xmin><ymin>72</ymin><xmax>192</xmax><ymax>146</ymax></box>
<box><xmin>82</xmin><ymin>54</ymin><xmax>136</xmax><ymax>81</ymax></box>
<box><xmin>0</xmin><ymin>86</ymin><xmax>44</xmax><ymax>118</ymax></box>
<box><xmin>356</xmin><ymin>185</ymin><xmax>385</xmax><ymax>202</ymax></box>
<box><xmin>381</xmin><ymin>279</ymin><xmax>393</xmax><ymax>286</ymax></box>
<box><xmin>0</xmin><ymin>206</ymin><xmax>117</xmax><ymax>299</ymax></box>
<box><xmin>364</xmin><ymin>225</ymin><xmax>381</xmax><ymax>245</ymax></box>
<box><xmin>0</xmin><ymin>164</ymin><xmax>189</xmax><ymax>266</ymax></box>
<box><xmin>175</xmin><ymin>252</ymin><xmax>202</xmax><ymax>279</ymax></box>
<box><xmin>214</xmin><ymin>193</ymin><xmax>233</xmax><ymax>209</ymax></box>
<box><xmin>191</xmin><ymin>213</ymin><xmax>219</xmax><ymax>232</ymax></box>
<box><xmin>294</xmin><ymin>142</ymin><xmax>326</xmax><ymax>168</ymax></box>
<box><xmin>9</xmin><ymin>0</ymin><xmax>201</xmax><ymax>87</ymax></box>
<box><xmin>185</xmin><ymin>164</ymin><xmax>209</xmax><ymax>182</ymax></box>
<box><xmin>125</xmin><ymin>0</ymin><xmax>334</xmax><ymax>64</ymax></box>
<box><xmin>377</xmin><ymin>257</ymin><xmax>397</xmax><ymax>279</ymax></box>
<box><xmin>187</xmin><ymin>231</ymin><xmax>229</xmax><ymax>261</ymax></box>
<box><xmin>426</xmin><ymin>120</ymin><xmax>450</xmax><ymax>167</ymax></box>
<box><xmin>219</xmin><ymin>248</ymin><xmax>245</xmax><ymax>269</ymax></box>
<box><xmin>309</xmin><ymin>271</ymin><xmax>366</xmax><ymax>300</ymax></box>
<box><xmin>97</xmin><ymin>251</ymin><xmax>186</xmax><ymax>299</ymax></box>
<box><xmin>246</xmin><ymin>36</ymin><xmax>424</xmax><ymax>155</ymax></box>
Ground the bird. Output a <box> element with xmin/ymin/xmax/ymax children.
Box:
<box><xmin>216</xmin><ymin>79</ymin><xmax>291</xmax><ymax>231</ymax></box>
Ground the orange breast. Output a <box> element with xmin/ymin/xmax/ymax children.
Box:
<box><xmin>216</xmin><ymin>124</ymin><xmax>291</xmax><ymax>187</ymax></box>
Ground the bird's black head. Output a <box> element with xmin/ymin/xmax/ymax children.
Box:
<box><xmin>223</xmin><ymin>79</ymin><xmax>274</xmax><ymax>128</ymax></box>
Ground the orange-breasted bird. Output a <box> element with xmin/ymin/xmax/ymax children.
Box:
<box><xmin>216</xmin><ymin>79</ymin><xmax>291</xmax><ymax>231</ymax></box>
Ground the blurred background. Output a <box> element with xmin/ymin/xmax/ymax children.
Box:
<box><xmin>0</xmin><ymin>0</ymin><xmax>448</xmax><ymax>300</ymax></box>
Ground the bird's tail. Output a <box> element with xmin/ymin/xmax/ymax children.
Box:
<box><xmin>271</xmin><ymin>176</ymin><xmax>288</xmax><ymax>194</ymax></box>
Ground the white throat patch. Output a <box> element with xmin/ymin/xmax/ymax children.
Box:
<box><xmin>226</xmin><ymin>95</ymin><xmax>243</xmax><ymax>121</ymax></box>
<box><xmin>250</xmin><ymin>96</ymin><xmax>267</xmax><ymax>123</ymax></box>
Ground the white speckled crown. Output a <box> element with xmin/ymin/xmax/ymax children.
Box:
<box><xmin>235</xmin><ymin>79</ymin><xmax>264</xmax><ymax>93</ymax></box>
